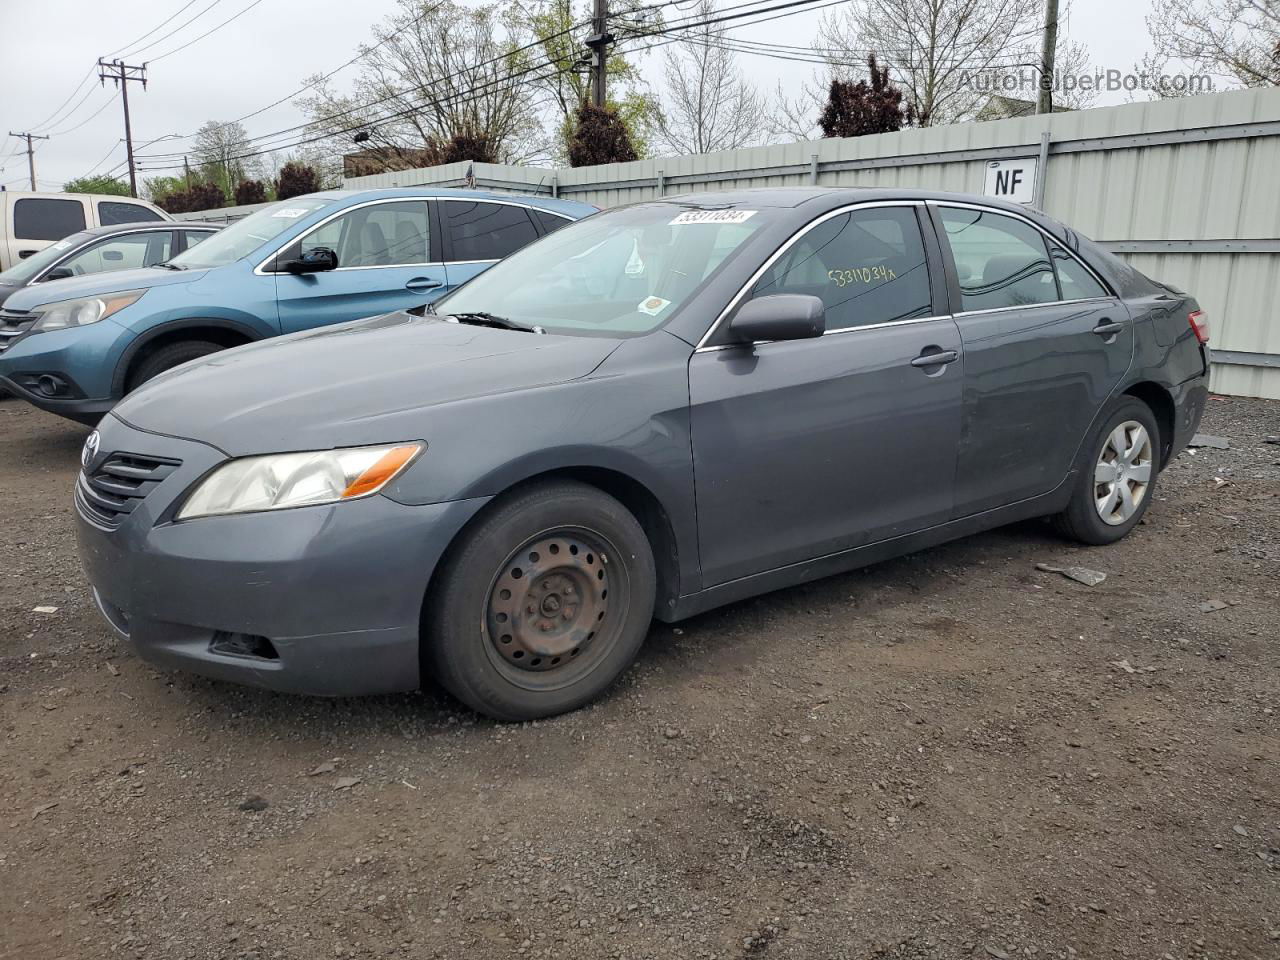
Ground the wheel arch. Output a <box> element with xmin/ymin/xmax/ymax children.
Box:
<box><xmin>1121</xmin><ymin>380</ymin><xmax>1176</xmax><ymax>468</ymax></box>
<box><xmin>113</xmin><ymin>318</ymin><xmax>263</xmax><ymax>396</ymax></box>
<box><xmin>421</xmin><ymin>465</ymin><xmax>684</xmax><ymax>634</ymax></box>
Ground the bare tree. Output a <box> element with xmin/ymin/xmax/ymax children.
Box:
<box><xmin>192</xmin><ymin>120</ymin><xmax>264</xmax><ymax>197</ymax></box>
<box><xmin>1145</xmin><ymin>0</ymin><xmax>1279</xmax><ymax>92</ymax></box>
<box><xmin>296</xmin><ymin>0</ymin><xmax>548</xmax><ymax>171</ymax></box>
<box><xmin>817</xmin><ymin>0</ymin><xmax>1041</xmax><ymax>125</ymax></box>
<box><xmin>655</xmin><ymin>0</ymin><xmax>764</xmax><ymax>155</ymax></box>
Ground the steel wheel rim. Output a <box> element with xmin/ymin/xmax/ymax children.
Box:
<box><xmin>1094</xmin><ymin>420</ymin><xmax>1153</xmax><ymax>526</ymax></box>
<box><xmin>482</xmin><ymin>526</ymin><xmax>626</xmax><ymax>691</ymax></box>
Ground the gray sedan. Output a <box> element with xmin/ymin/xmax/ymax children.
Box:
<box><xmin>75</xmin><ymin>188</ymin><xmax>1210</xmax><ymax>720</ymax></box>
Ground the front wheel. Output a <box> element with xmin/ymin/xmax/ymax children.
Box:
<box><xmin>126</xmin><ymin>340</ymin><xmax>225</xmax><ymax>393</ymax></box>
<box><xmin>1053</xmin><ymin>397</ymin><xmax>1161</xmax><ymax>545</ymax></box>
<box><xmin>427</xmin><ymin>481</ymin><xmax>657</xmax><ymax>721</ymax></box>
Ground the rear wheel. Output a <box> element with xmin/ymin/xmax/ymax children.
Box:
<box><xmin>427</xmin><ymin>481</ymin><xmax>656</xmax><ymax>721</ymax></box>
<box><xmin>1053</xmin><ymin>397</ymin><xmax>1160</xmax><ymax>545</ymax></box>
<box><xmin>126</xmin><ymin>340</ymin><xmax>224</xmax><ymax>392</ymax></box>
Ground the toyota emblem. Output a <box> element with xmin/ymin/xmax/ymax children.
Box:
<box><xmin>81</xmin><ymin>430</ymin><xmax>100</xmax><ymax>469</ymax></box>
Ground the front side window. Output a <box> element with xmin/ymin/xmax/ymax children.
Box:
<box><xmin>182</xmin><ymin>230</ymin><xmax>214</xmax><ymax>250</ymax></box>
<box><xmin>291</xmin><ymin>200</ymin><xmax>432</xmax><ymax>268</ymax></box>
<box><xmin>99</xmin><ymin>201</ymin><xmax>164</xmax><ymax>225</ymax></box>
<box><xmin>750</xmin><ymin>206</ymin><xmax>933</xmax><ymax>329</ymax></box>
<box><xmin>1050</xmin><ymin>242</ymin><xmax>1109</xmax><ymax>301</ymax></box>
<box><xmin>13</xmin><ymin>198</ymin><xmax>86</xmax><ymax>241</ymax></box>
<box><xmin>443</xmin><ymin>201</ymin><xmax>538</xmax><ymax>261</ymax></box>
<box><xmin>0</xmin><ymin>230</ymin><xmax>95</xmax><ymax>285</ymax></box>
<box><xmin>59</xmin><ymin>231</ymin><xmax>172</xmax><ymax>276</ymax></box>
<box><xmin>939</xmin><ymin>206</ymin><xmax>1056</xmax><ymax>312</ymax></box>
<box><xmin>436</xmin><ymin>202</ymin><xmax>775</xmax><ymax>337</ymax></box>
<box><xmin>169</xmin><ymin>198</ymin><xmax>333</xmax><ymax>269</ymax></box>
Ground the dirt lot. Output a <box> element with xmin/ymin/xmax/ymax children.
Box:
<box><xmin>0</xmin><ymin>396</ymin><xmax>1277</xmax><ymax>960</ymax></box>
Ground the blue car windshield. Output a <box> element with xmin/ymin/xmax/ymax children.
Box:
<box><xmin>435</xmin><ymin>203</ymin><xmax>774</xmax><ymax>337</ymax></box>
<box><xmin>166</xmin><ymin>198</ymin><xmax>333</xmax><ymax>269</ymax></box>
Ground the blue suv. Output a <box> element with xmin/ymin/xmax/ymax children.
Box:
<box><xmin>0</xmin><ymin>188</ymin><xmax>594</xmax><ymax>423</ymax></box>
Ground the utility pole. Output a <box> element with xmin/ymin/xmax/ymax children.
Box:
<box><xmin>1036</xmin><ymin>0</ymin><xmax>1059</xmax><ymax>114</ymax></box>
<box><xmin>585</xmin><ymin>0</ymin><xmax>612</xmax><ymax>108</ymax></box>
<box><xmin>183</xmin><ymin>156</ymin><xmax>192</xmax><ymax>190</ymax></box>
<box><xmin>7</xmin><ymin>132</ymin><xmax>50</xmax><ymax>190</ymax></box>
<box><xmin>97</xmin><ymin>58</ymin><xmax>148</xmax><ymax>197</ymax></box>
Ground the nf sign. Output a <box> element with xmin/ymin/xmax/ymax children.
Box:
<box><xmin>983</xmin><ymin>158</ymin><xmax>1037</xmax><ymax>204</ymax></box>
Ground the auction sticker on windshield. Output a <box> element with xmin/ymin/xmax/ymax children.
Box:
<box><xmin>271</xmin><ymin>208</ymin><xmax>312</xmax><ymax>219</ymax></box>
<box><xmin>669</xmin><ymin>209</ymin><xmax>756</xmax><ymax>225</ymax></box>
<box><xmin>637</xmin><ymin>296</ymin><xmax>671</xmax><ymax>316</ymax></box>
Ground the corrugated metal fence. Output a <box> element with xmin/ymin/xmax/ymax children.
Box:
<box><xmin>339</xmin><ymin>88</ymin><xmax>1280</xmax><ymax>399</ymax></box>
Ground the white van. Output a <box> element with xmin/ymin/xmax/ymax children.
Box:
<box><xmin>0</xmin><ymin>191</ymin><xmax>170</xmax><ymax>272</ymax></box>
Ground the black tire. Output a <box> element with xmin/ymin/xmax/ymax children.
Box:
<box><xmin>1052</xmin><ymin>396</ymin><xmax>1161</xmax><ymax>545</ymax></box>
<box><xmin>126</xmin><ymin>340</ymin><xmax>225</xmax><ymax>392</ymax></box>
<box><xmin>427</xmin><ymin>480</ymin><xmax>657</xmax><ymax>721</ymax></box>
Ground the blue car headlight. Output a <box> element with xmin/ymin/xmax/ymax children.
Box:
<box><xmin>30</xmin><ymin>289</ymin><xmax>147</xmax><ymax>333</ymax></box>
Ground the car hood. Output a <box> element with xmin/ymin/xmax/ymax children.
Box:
<box><xmin>113</xmin><ymin>312</ymin><xmax>623</xmax><ymax>455</ymax></box>
<box><xmin>0</xmin><ymin>266</ymin><xmax>206</xmax><ymax>311</ymax></box>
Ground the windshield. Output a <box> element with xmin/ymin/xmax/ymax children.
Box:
<box><xmin>435</xmin><ymin>203</ymin><xmax>774</xmax><ymax>337</ymax></box>
<box><xmin>0</xmin><ymin>231</ymin><xmax>96</xmax><ymax>286</ymax></box>
<box><xmin>166</xmin><ymin>198</ymin><xmax>333</xmax><ymax>269</ymax></box>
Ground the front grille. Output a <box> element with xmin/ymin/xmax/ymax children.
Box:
<box><xmin>76</xmin><ymin>452</ymin><xmax>182</xmax><ymax>527</ymax></box>
<box><xmin>0</xmin><ymin>309</ymin><xmax>35</xmax><ymax>354</ymax></box>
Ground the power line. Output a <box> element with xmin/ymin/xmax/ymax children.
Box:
<box><xmin>147</xmin><ymin>0</ymin><xmax>272</xmax><ymax>64</ymax></box>
<box><xmin>108</xmin><ymin>0</ymin><xmax>208</xmax><ymax>58</ymax></box>
<box><xmin>117</xmin><ymin>0</ymin><xmax>228</xmax><ymax>60</ymax></box>
<box><xmin>134</xmin><ymin>0</ymin><xmax>811</xmax><ymax>166</ymax></box>
<box><xmin>46</xmin><ymin>91</ymin><xmax>120</xmax><ymax>137</ymax></box>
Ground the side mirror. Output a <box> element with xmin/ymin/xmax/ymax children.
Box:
<box><xmin>42</xmin><ymin>267</ymin><xmax>74</xmax><ymax>282</ymax></box>
<box><xmin>283</xmin><ymin>247</ymin><xmax>338</xmax><ymax>274</ymax></box>
<box><xmin>728</xmin><ymin>294</ymin><xmax>825</xmax><ymax>343</ymax></box>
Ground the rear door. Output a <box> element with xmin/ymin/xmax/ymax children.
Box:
<box><xmin>439</xmin><ymin>199</ymin><xmax>542</xmax><ymax>291</ymax></box>
<box><xmin>273</xmin><ymin>199</ymin><xmax>448</xmax><ymax>334</ymax></box>
<box><xmin>688</xmin><ymin>202</ymin><xmax>964</xmax><ymax>587</ymax></box>
<box><xmin>933</xmin><ymin>203</ymin><xmax>1133</xmax><ymax>516</ymax></box>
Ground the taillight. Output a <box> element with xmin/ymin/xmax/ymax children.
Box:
<box><xmin>1188</xmin><ymin>310</ymin><xmax>1209</xmax><ymax>345</ymax></box>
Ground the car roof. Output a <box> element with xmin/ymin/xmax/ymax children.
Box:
<box><xmin>651</xmin><ymin>186</ymin><xmax>1047</xmax><ymax>215</ymax></box>
<box><xmin>302</xmin><ymin>186</ymin><xmax>595</xmax><ymax>217</ymax></box>
<box><xmin>75</xmin><ymin>221</ymin><xmax>221</xmax><ymax>238</ymax></box>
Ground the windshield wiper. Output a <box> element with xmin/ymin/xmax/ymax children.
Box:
<box><xmin>155</xmin><ymin>261</ymin><xmax>186</xmax><ymax>271</ymax></box>
<box><xmin>446</xmin><ymin>311</ymin><xmax>544</xmax><ymax>334</ymax></box>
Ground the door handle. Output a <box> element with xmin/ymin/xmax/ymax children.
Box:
<box><xmin>18</xmin><ymin>249</ymin><xmax>37</xmax><ymax>259</ymax></box>
<box><xmin>405</xmin><ymin>277</ymin><xmax>443</xmax><ymax>292</ymax></box>
<box><xmin>910</xmin><ymin>349</ymin><xmax>958</xmax><ymax>368</ymax></box>
<box><xmin>1092</xmin><ymin>319</ymin><xmax>1125</xmax><ymax>337</ymax></box>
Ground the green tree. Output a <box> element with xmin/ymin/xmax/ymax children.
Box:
<box><xmin>529</xmin><ymin>0</ymin><xmax>657</xmax><ymax>160</ymax></box>
<box><xmin>63</xmin><ymin>175</ymin><xmax>131</xmax><ymax>196</ymax></box>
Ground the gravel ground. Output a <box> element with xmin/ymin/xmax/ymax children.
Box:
<box><xmin>1</xmin><ymin>395</ymin><xmax>1277</xmax><ymax>960</ymax></box>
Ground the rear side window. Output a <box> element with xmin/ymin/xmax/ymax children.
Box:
<box><xmin>749</xmin><ymin>206</ymin><xmax>933</xmax><ymax>329</ymax></box>
<box><xmin>533</xmin><ymin>210</ymin><xmax>572</xmax><ymax>234</ymax></box>
<box><xmin>99</xmin><ymin>201</ymin><xmax>164</xmax><ymax>225</ymax></box>
<box><xmin>443</xmin><ymin>201</ymin><xmax>539</xmax><ymax>261</ymax></box>
<box><xmin>1050</xmin><ymin>242</ymin><xmax>1108</xmax><ymax>300</ymax></box>
<box><xmin>939</xmin><ymin>206</ymin><xmax>1056</xmax><ymax>312</ymax></box>
<box><xmin>13</xmin><ymin>198</ymin><xmax>86</xmax><ymax>241</ymax></box>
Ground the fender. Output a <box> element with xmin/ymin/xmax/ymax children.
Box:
<box><xmin>111</xmin><ymin>317</ymin><xmax>266</xmax><ymax>397</ymax></box>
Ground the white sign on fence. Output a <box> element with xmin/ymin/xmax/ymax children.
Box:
<box><xmin>983</xmin><ymin>158</ymin><xmax>1037</xmax><ymax>204</ymax></box>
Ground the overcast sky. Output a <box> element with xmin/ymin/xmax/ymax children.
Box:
<box><xmin>0</xmin><ymin>0</ymin><xmax>1159</xmax><ymax>190</ymax></box>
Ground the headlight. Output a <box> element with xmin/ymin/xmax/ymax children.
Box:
<box><xmin>177</xmin><ymin>443</ymin><xmax>423</xmax><ymax>520</ymax></box>
<box><xmin>30</xmin><ymin>290</ymin><xmax>147</xmax><ymax>332</ymax></box>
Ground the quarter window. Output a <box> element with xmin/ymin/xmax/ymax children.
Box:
<box><xmin>532</xmin><ymin>210</ymin><xmax>572</xmax><ymax>235</ymax></box>
<box><xmin>939</xmin><ymin>206</ymin><xmax>1056</xmax><ymax>312</ymax></box>
<box><xmin>749</xmin><ymin>206</ymin><xmax>933</xmax><ymax>329</ymax></box>
<box><xmin>13</xmin><ymin>198</ymin><xmax>86</xmax><ymax>241</ymax></box>
<box><xmin>443</xmin><ymin>201</ymin><xmax>538</xmax><ymax>261</ymax></box>
<box><xmin>1050</xmin><ymin>242</ymin><xmax>1108</xmax><ymax>300</ymax></box>
<box><xmin>98</xmin><ymin>201</ymin><xmax>164</xmax><ymax>225</ymax></box>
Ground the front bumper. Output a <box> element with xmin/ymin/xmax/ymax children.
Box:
<box><xmin>0</xmin><ymin>316</ymin><xmax>126</xmax><ymax>421</ymax></box>
<box><xmin>76</xmin><ymin>414</ymin><xmax>491</xmax><ymax>696</ymax></box>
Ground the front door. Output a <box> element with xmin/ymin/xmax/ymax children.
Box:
<box><xmin>274</xmin><ymin>199</ymin><xmax>448</xmax><ymax>334</ymax></box>
<box><xmin>689</xmin><ymin>204</ymin><xmax>964</xmax><ymax>588</ymax></box>
<box><xmin>933</xmin><ymin>204</ymin><xmax>1134</xmax><ymax>516</ymax></box>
